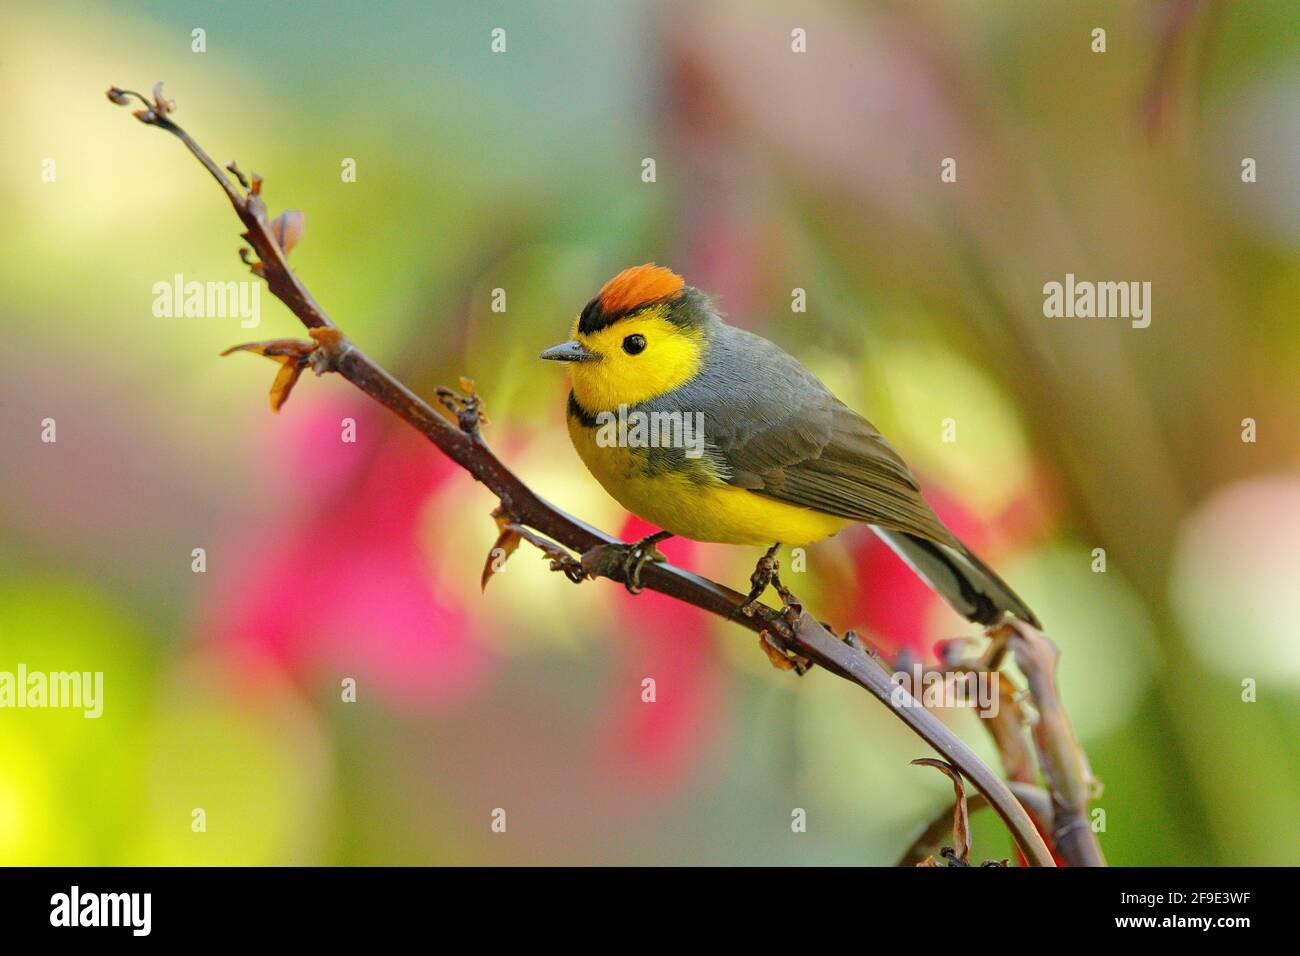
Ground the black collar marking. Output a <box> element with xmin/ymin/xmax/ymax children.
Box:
<box><xmin>567</xmin><ymin>391</ymin><xmax>602</xmax><ymax>427</ymax></box>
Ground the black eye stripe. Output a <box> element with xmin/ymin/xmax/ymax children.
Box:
<box><xmin>622</xmin><ymin>334</ymin><xmax>647</xmax><ymax>355</ymax></box>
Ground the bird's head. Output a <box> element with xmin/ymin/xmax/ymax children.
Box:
<box><xmin>541</xmin><ymin>264</ymin><xmax>713</xmax><ymax>411</ymax></box>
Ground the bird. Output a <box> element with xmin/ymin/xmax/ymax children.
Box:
<box><xmin>540</xmin><ymin>263</ymin><xmax>1039</xmax><ymax>661</ymax></box>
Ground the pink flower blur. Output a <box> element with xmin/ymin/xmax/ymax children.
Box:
<box><xmin>202</xmin><ymin>399</ymin><xmax>491</xmax><ymax>709</ymax></box>
<box><xmin>591</xmin><ymin>515</ymin><xmax>726</xmax><ymax>792</ymax></box>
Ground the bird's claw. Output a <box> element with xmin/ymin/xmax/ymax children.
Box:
<box><xmin>740</xmin><ymin>543</ymin><xmax>800</xmax><ymax>621</ymax></box>
<box><xmin>741</xmin><ymin>544</ymin><xmax>813</xmax><ymax>674</ymax></box>
<box><xmin>580</xmin><ymin>531</ymin><xmax>671</xmax><ymax>594</ymax></box>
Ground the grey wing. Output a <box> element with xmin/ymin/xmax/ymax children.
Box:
<box><xmin>647</xmin><ymin>326</ymin><xmax>1040</xmax><ymax>626</ymax></box>
<box><xmin>673</xmin><ymin>327</ymin><xmax>958</xmax><ymax>545</ymax></box>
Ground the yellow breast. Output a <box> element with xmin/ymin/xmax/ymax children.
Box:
<box><xmin>566</xmin><ymin>412</ymin><xmax>852</xmax><ymax>546</ymax></box>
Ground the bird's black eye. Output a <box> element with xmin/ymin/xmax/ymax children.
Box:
<box><xmin>622</xmin><ymin>334</ymin><xmax>647</xmax><ymax>355</ymax></box>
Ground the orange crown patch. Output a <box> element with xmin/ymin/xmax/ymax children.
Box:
<box><xmin>597</xmin><ymin>264</ymin><xmax>685</xmax><ymax>316</ymax></box>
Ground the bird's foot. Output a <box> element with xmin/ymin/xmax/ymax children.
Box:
<box><xmin>741</xmin><ymin>543</ymin><xmax>790</xmax><ymax>616</ymax></box>
<box><xmin>742</xmin><ymin>544</ymin><xmax>814</xmax><ymax>674</ymax></box>
<box><xmin>580</xmin><ymin>530</ymin><xmax>672</xmax><ymax>594</ymax></box>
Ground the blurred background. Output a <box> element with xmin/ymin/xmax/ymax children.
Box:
<box><xmin>1</xmin><ymin>0</ymin><xmax>1297</xmax><ymax>865</ymax></box>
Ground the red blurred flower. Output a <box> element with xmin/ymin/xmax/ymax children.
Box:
<box><xmin>840</xmin><ymin>484</ymin><xmax>1004</xmax><ymax>660</ymax></box>
<box><xmin>201</xmin><ymin>400</ymin><xmax>491</xmax><ymax>709</ymax></box>
<box><xmin>592</xmin><ymin>516</ymin><xmax>726</xmax><ymax>794</ymax></box>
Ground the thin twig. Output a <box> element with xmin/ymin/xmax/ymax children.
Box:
<box><xmin>107</xmin><ymin>83</ymin><xmax>1056</xmax><ymax>867</ymax></box>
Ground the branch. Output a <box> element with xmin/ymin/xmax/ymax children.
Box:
<box><xmin>933</xmin><ymin>628</ymin><xmax>1105</xmax><ymax>866</ymax></box>
<box><xmin>1004</xmin><ymin>620</ymin><xmax>1107</xmax><ymax>867</ymax></box>
<box><xmin>108</xmin><ymin>83</ymin><xmax>1055</xmax><ymax>867</ymax></box>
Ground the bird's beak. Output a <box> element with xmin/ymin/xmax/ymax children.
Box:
<box><xmin>540</xmin><ymin>339</ymin><xmax>601</xmax><ymax>363</ymax></box>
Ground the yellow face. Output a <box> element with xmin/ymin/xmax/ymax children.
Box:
<box><xmin>563</xmin><ymin>305</ymin><xmax>706</xmax><ymax>411</ymax></box>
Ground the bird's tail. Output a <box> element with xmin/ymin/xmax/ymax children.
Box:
<box><xmin>871</xmin><ymin>528</ymin><xmax>1040</xmax><ymax>629</ymax></box>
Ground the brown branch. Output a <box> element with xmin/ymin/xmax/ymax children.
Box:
<box><xmin>936</xmin><ymin>630</ymin><xmax>1105</xmax><ymax>866</ymax></box>
<box><xmin>107</xmin><ymin>83</ymin><xmax>1055</xmax><ymax>867</ymax></box>
<box><xmin>1004</xmin><ymin>620</ymin><xmax>1107</xmax><ymax>867</ymax></box>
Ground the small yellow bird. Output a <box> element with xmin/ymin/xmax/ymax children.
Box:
<box><xmin>541</xmin><ymin>264</ymin><xmax>1039</xmax><ymax>637</ymax></box>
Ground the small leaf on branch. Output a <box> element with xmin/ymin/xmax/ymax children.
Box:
<box><xmin>269</xmin><ymin>210</ymin><xmax>305</xmax><ymax>255</ymax></box>
<box><xmin>482</xmin><ymin>507</ymin><xmax>523</xmax><ymax>591</ymax></box>
<box><xmin>267</xmin><ymin>361</ymin><xmax>306</xmax><ymax>412</ymax></box>
<box><xmin>221</xmin><ymin>337</ymin><xmax>316</xmax><ymax>412</ymax></box>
